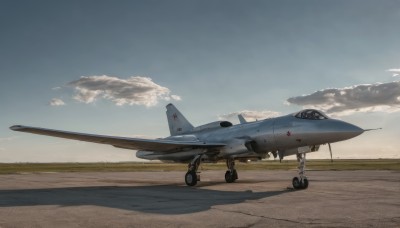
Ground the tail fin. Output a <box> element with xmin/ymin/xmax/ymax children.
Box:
<box><xmin>238</xmin><ymin>114</ymin><xmax>248</xmax><ymax>124</ymax></box>
<box><xmin>166</xmin><ymin>103</ymin><xmax>194</xmax><ymax>136</ymax></box>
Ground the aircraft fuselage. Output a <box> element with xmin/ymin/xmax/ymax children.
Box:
<box><xmin>136</xmin><ymin>113</ymin><xmax>363</xmax><ymax>162</ymax></box>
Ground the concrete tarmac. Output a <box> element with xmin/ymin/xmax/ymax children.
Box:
<box><xmin>0</xmin><ymin>170</ymin><xmax>399</xmax><ymax>227</ymax></box>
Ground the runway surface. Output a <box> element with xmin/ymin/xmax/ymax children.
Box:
<box><xmin>0</xmin><ymin>170</ymin><xmax>399</xmax><ymax>227</ymax></box>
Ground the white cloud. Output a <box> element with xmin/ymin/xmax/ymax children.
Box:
<box><xmin>387</xmin><ymin>69</ymin><xmax>400</xmax><ymax>77</ymax></box>
<box><xmin>170</xmin><ymin>94</ymin><xmax>182</xmax><ymax>101</ymax></box>
<box><xmin>286</xmin><ymin>81</ymin><xmax>400</xmax><ymax>116</ymax></box>
<box><xmin>49</xmin><ymin>98</ymin><xmax>66</xmax><ymax>106</ymax></box>
<box><xmin>220</xmin><ymin>110</ymin><xmax>280</xmax><ymax>122</ymax></box>
<box><xmin>68</xmin><ymin>75</ymin><xmax>180</xmax><ymax>107</ymax></box>
<box><xmin>52</xmin><ymin>86</ymin><xmax>62</xmax><ymax>90</ymax></box>
<box><xmin>0</xmin><ymin>136</ymin><xmax>18</xmax><ymax>142</ymax></box>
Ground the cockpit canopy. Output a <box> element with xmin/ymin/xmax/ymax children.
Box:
<box><xmin>294</xmin><ymin>109</ymin><xmax>329</xmax><ymax>120</ymax></box>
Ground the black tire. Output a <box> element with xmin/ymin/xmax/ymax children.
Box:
<box><xmin>301</xmin><ymin>178</ymin><xmax>309</xmax><ymax>189</ymax></box>
<box><xmin>292</xmin><ymin>177</ymin><xmax>301</xmax><ymax>189</ymax></box>
<box><xmin>233</xmin><ymin>169</ymin><xmax>238</xmax><ymax>180</ymax></box>
<box><xmin>225</xmin><ymin>171</ymin><xmax>236</xmax><ymax>183</ymax></box>
<box><xmin>185</xmin><ymin>171</ymin><xmax>197</xmax><ymax>186</ymax></box>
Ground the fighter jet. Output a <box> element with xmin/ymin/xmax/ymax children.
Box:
<box><xmin>10</xmin><ymin>104</ymin><xmax>367</xmax><ymax>189</ymax></box>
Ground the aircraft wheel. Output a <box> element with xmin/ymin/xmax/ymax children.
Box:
<box><xmin>185</xmin><ymin>171</ymin><xmax>198</xmax><ymax>186</ymax></box>
<box><xmin>225</xmin><ymin>171</ymin><xmax>236</xmax><ymax>183</ymax></box>
<box><xmin>292</xmin><ymin>177</ymin><xmax>301</xmax><ymax>189</ymax></box>
<box><xmin>233</xmin><ymin>169</ymin><xmax>238</xmax><ymax>180</ymax></box>
<box><xmin>301</xmin><ymin>178</ymin><xmax>309</xmax><ymax>189</ymax></box>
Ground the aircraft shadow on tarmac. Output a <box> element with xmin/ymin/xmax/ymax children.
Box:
<box><xmin>0</xmin><ymin>185</ymin><xmax>290</xmax><ymax>214</ymax></box>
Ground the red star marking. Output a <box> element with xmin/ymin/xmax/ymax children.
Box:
<box><xmin>172</xmin><ymin>113</ymin><xmax>178</xmax><ymax>120</ymax></box>
<box><xmin>286</xmin><ymin>131</ymin><xmax>291</xmax><ymax>136</ymax></box>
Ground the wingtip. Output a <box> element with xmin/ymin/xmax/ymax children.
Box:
<box><xmin>10</xmin><ymin>125</ymin><xmax>24</xmax><ymax>131</ymax></box>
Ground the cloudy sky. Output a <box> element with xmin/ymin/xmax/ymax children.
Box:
<box><xmin>1</xmin><ymin>0</ymin><xmax>399</xmax><ymax>162</ymax></box>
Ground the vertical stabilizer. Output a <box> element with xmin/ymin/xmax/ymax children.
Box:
<box><xmin>166</xmin><ymin>104</ymin><xmax>194</xmax><ymax>136</ymax></box>
<box><xmin>238</xmin><ymin>114</ymin><xmax>248</xmax><ymax>124</ymax></box>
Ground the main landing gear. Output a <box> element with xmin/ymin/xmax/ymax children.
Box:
<box><xmin>185</xmin><ymin>154</ymin><xmax>202</xmax><ymax>186</ymax></box>
<box><xmin>184</xmin><ymin>156</ymin><xmax>239</xmax><ymax>186</ymax></box>
<box><xmin>225</xmin><ymin>158</ymin><xmax>238</xmax><ymax>183</ymax></box>
<box><xmin>292</xmin><ymin>153</ymin><xmax>309</xmax><ymax>190</ymax></box>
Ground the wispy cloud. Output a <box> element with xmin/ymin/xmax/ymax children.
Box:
<box><xmin>170</xmin><ymin>95</ymin><xmax>182</xmax><ymax>101</ymax></box>
<box><xmin>68</xmin><ymin>75</ymin><xmax>181</xmax><ymax>107</ymax></box>
<box><xmin>286</xmin><ymin>81</ymin><xmax>400</xmax><ymax>116</ymax></box>
<box><xmin>49</xmin><ymin>98</ymin><xmax>66</xmax><ymax>106</ymax></box>
<box><xmin>387</xmin><ymin>69</ymin><xmax>400</xmax><ymax>77</ymax></box>
<box><xmin>220</xmin><ymin>110</ymin><xmax>280</xmax><ymax>122</ymax></box>
<box><xmin>0</xmin><ymin>136</ymin><xmax>19</xmax><ymax>142</ymax></box>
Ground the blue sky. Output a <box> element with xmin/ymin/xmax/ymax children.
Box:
<box><xmin>1</xmin><ymin>0</ymin><xmax>399</xmax><ymax>162</ymax></box>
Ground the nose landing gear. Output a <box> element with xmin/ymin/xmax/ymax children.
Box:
<box><xmin>292</xmin><ymin>153</ymin><xmax>309</xmax><ymax>190</ymax></box>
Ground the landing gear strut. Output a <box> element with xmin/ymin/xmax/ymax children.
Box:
<box><xmin>225</xmin><ymin>158</ymin><xmax>238</xmax><ymax>183</ymax></box>
<box><xmin>185</xmin><ymin>154</ymin><xmax>202</xmax><ymax>186</ymax></box>
<box><xmin>292</xmin><ymin>153</ymin><xmax>309</xmax><ymax>190</ymax></box>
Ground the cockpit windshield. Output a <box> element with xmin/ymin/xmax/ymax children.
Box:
<box><xmin>294</xmin><ymin>109</ymin><xmax>328</xmax><ymax>120</ymax></box>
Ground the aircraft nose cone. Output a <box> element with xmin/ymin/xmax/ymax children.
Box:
<box><xmin>339</xmin><ymin>122</ymin><xmax>364</xmax><ymax>138</ymax></box>
<box><xmin>325</xmin><ymin>120</ymin><xmax>364</xmax><ymax>142</ymax></box>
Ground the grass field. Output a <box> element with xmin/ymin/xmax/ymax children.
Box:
<box><xmin>0</xmin><ymin>159</ymin><xmax>399</xmax><ymax>174</ymax></box>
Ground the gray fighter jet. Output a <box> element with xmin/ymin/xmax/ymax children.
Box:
<box><xmin>10</xmin><ymin>104</ymin><xmax>368</xmax><ymax>189</ymax></box>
